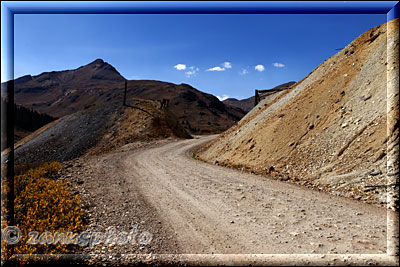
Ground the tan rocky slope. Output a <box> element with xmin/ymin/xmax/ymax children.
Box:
<box><xmin>11</xmin><ymin>98</ymin><xmax>191</xmax><ymax>164</ymax></box>
<box><xmin>196</xmin><ymin>19</ymin><xmax>399</xmax><ymax>209</ymax></box>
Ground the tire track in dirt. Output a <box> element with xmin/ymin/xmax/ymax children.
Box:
<box><xmin>120</xmin><ymin>135</ymin><xmax>390</xmax><ymax>254</ymax></box>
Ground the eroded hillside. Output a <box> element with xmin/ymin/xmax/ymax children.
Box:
<box><xmin>196</xmin><ymin>19</ymin><xmax>399</xmax><ymax>209</ymax></box>
<box><xmin>10</xmin><ymin>98</ymin><xmax>191</xmax><ymax>164</ymax></box>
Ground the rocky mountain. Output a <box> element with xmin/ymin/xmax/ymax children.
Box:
<box><xmin>124</xmin><ymin>80</ymin><xmax>245</xmax><ymax>133</ymax></box>
<box><xmin>2</xmin><ymin>59</ymin><xmax>125</xmax><ymax>117</ymax></box>
<box><xmin>2</xmin><ymin>59</ymin><xmax>246</xmax><ymax>134</ymax></box>
<box><xmin>196</xmin><ymin>19</ymin><xmax>399</xmax><ymax>209</ymax></box>
<box><xmin>223</xmin><ymin>81</ymin><xmax>296</xmax><ymax>113</ymax></box>
<box><xmin>222</xmin><ymin>97</ymin><xmax>254</xmax><ymax>113</ymax></box>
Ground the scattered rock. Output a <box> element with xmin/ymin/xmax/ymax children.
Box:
<box><xmin>360</xmin><ymin>94</ymin><xmax>371</xmax><ymax>101</ymax></box>
<box><xmin>269</xmin><ymin>166</ymin><xmax>275</xmax><ymax>172</ymax></box>
<box><xmin>369</xmin><ymin>169</ymin><xmax>382</xmax><ymax>176</ymax></box>
<box><xmin>289</xmin><ymin>232</ymin><xmax>299</xmax><ymax>237</ymax></box>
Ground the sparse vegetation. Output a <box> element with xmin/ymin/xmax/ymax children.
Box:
<box><xmin>1</xmin><ymin>161</ymin><xmax>84</xmax><ymax>265</ymax></box>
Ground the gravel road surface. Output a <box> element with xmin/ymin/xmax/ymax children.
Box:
<box><xmin>124</xmin><ymin>136</ymin><xmax>390</xmax><ymax>254</ymax></box>
<box><xmin>63</xmin><ymin>136</ymin><xmax>397</xmax><ymax>265</ymax></box>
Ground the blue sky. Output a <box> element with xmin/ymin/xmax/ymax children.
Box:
<box><xmin>13</xmin><ymin>13</ymin><xmax>386</xmax><ymax>100</ymax></box>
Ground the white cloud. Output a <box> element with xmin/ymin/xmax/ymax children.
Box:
<box><xmin>206</xmin><ymin>66</ymin><xmax>225</xmax><ymax>72</ymax></box>
<box><xmin>272</xmin><ymin>62</ymin><xmax>285</xmax><ymax>68</ymax></box>
<box><xmin>216</xmin><ymin>94</ymin><xmax>229</xmax><ymax>101</ymax></box>
<box><xmin>185</xmin><ymin>66</ymin><xmax>199</xmax><ymax>77</ymax></box>
<box><xmin>174</xmin><ymin>64</ymin><xmax>186</xmax><ymax>70</ymax></box>
<box><xmin>254</xmin><ymin>65</ymin><xmax>265</xmax><ymax>72</ymax></box>
<box><xmin>223</xmin><ymin>62</ymin><xmax>232</xmax><ymax>69</ymax></box>
<box><xmin>240</xmin><ymin>68</ymin><xmax>248</xmax><ymax>75</ymax></box>
<box><xmin>206</xmin><ymin>62</ymin><xmax>233</xmax><ymax>72</ymax></box>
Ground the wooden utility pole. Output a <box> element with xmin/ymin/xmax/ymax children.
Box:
<box><xmin>123</xmin><ymin>80</ymin><xmax>127</xmax><ymax>106</ymax></box>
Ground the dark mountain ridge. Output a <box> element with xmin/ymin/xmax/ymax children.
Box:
<box><xmin>223</xmin><ymin>81</ymin><xmax>296</xmax><ymax>113</ymax></box>
<box><xmin>2</xmin><ymin>59</ymin><xmax>246</xmax><ymax>134</ymax></box>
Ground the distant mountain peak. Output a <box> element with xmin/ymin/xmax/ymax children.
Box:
<box><xmin>89</xmin><ymin>58</ymin><xmax>105</xmax><ymax>65</ymax></box>
<box><xmin>76</xmin><ymin>58</ymin><xmax>125</xmax><ymax>81</ymax></box>
<box><xmin>2</xmin><ymin>58</ymin><xmax>126</xmax><ymax>103</ymax></box>
<box><xmin>224</xmin><ymin>98</ymin><xmax>239</xmax><ymax>102</ymax></box>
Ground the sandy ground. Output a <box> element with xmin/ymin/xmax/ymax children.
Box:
<box><xmin>61</xmin><ymin>136</ymin><xmax>398</xmax><ymax>265</ymax></box>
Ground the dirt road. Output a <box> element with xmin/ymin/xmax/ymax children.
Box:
<box><xmin>120</xmin><ymin>135</ymin><xmax>391</xmax><ymax>253</ymax></box>
<box><xmin>64</xmin><ymin>136</ymin><xmax>397</xmax><ymax>264</ymax></box>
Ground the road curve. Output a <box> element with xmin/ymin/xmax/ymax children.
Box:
<box><xmin>118</xmin><ymin>135</ymin><xmax>390</xmax><ymax>254</ymax></box>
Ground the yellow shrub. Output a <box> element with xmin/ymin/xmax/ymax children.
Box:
<box><xmin>4</xmin><ymin>162</ymin><xmax>84</xmax><ymax>257</ymax></box>
<box><xmin>15</xmin><ymin>162</ymin><xmax>61</xmax><ymax>196</ymax></box>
